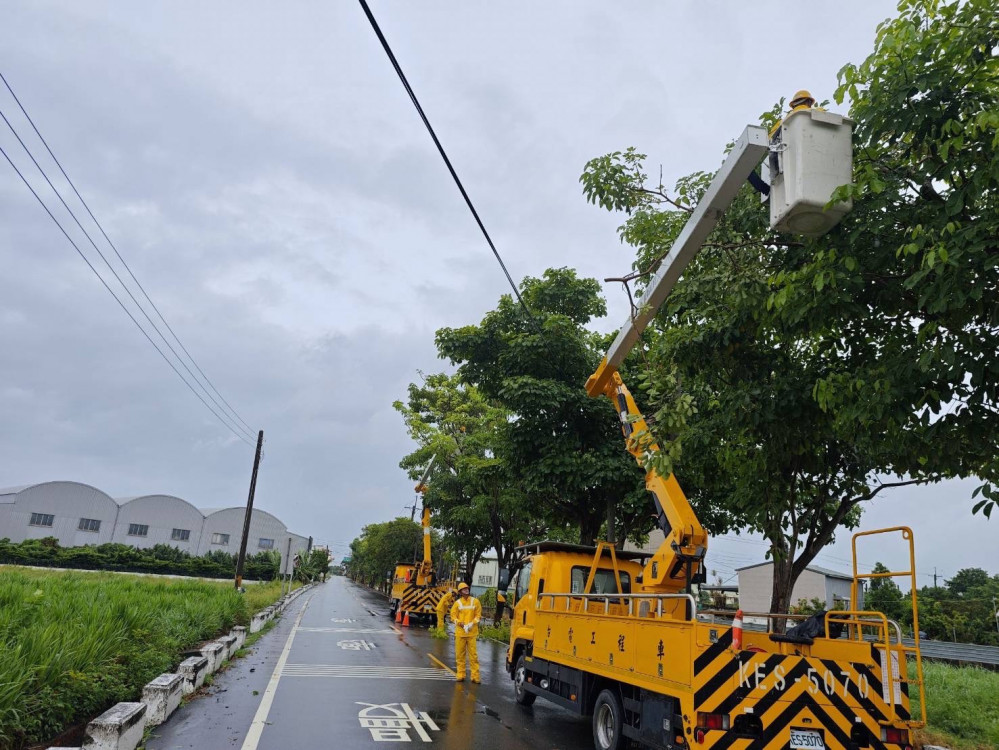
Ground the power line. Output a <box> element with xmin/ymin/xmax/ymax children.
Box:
<box><xmin>0</xmin><ymin>101</ymin><xmax>255</xmax><ymax>445</ymax></box>
<box><xmin>0</xmin><ymin>72</ymin><xmax>255</xmax><ymax>438</ymax></box>
<box><xmin>0</xmin><ymin>142</ymin><xmax>254</xmax><ymax>447</ymax></box>
<box><xmin>356</xmin><ymin>0</ymin><xmax>534</xmax><ymax>321</ymax></box>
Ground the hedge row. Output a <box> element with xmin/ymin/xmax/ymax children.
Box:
<box><xmin>0</xmin><ymin>537</ymin><xmax>280</xmax><ymax>580</ymax></box>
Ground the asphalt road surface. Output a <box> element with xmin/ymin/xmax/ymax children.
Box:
<box><xmin>147</xmin><ymin>576</ymin><xmax>593</xmax><ymax>750</ymax></box>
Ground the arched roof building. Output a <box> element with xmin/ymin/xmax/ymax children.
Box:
<box><xmin>0</xmin><ymin>481</ymin><xmax>119</xmax><ymax>546</ymax></box>
<box><xmin>112</xmin><ymin>495</ymin><xmax>205</xmax><ymax>551</ymax></box>
<box><xmin>0</xmin><ymin>482</ymin><xmax>311</xmax><ymax>569</ymax></box>
<box><xmin>198</xmin><ymin>507</ymin><xmax>288</xmax><ymax>557</ymax></box>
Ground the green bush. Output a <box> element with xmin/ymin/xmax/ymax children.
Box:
<box><xmin>0</xmin><ymin>538</ymin><xmax>279</xmax><ymax>580</ymax></box>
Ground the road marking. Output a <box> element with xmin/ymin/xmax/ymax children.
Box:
<box><xmin>282</xmin><ymin>664</ymin><xmax>454</xmax><ymax>680</ymax></box>
<box><xmin>426</xmin><ymin>653</ymin><xmax>456</xmax><ymax>677</ymax></box>
<box><xmin>357</xmin><ymin>702</ymin><xmax>441</xmax><ymax>742</ymax></box>
<box><xmin>240</xmin><ymin>594</ymin><xmax>314</xmax><ymax>750</ymax></box>
<box><xmin>297</xmin><ymin>626</ymin><xmax>399</xmax><ymax>634</ymax></box>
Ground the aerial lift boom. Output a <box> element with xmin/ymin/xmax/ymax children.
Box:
<box><xmin>585</xmin><ymin>125</ymin><xmax>769</xmax><ymax>593</ymax></box>
<box><xmin>505</xmin><ymin>106</ymin><xmax>924</xmax><ymax>750</ymax></box>
<box><xmin>414</xmin><ymin>456</ymin><xmax>436</xmax><ymax>584</ymax></box>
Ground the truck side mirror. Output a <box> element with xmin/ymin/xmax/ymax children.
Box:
<box><xmin>498</xmin><ymin>568</ymin><xmax>511</xmax><ymax>591</ymax></box>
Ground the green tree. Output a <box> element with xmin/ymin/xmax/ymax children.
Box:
<box><xmin>947</xmin><ymin>568</ymin><xmax>991</xmax><ymax>597</ymax></box>
<box><xmin>435</xmin><ymin>268</ymin><xmax>651</xmax><ymax>546</ymax></box>
<box><xmin>866</xmin><ymin>562</ymin><xmax>906</xmax><ymax>622</ymax></box>
<box><xmin>394</xmin><ymin>373</ymin><xmax>535</xmax><ymax>582</ymax></box>
<box><xmin>347</xmin><ymin>518</ymin><xmax>424</xmax><ymax>590</ymax></box>
<box><xmin>580</xmin><ymin>0</ymin><xmax>998</xmax><ymax>617</ymax></box>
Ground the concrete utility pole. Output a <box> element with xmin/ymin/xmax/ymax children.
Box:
<box><xmin>281</xmin><ymin>536</ymin><xmax>293</xmax><ymax>596</ymax></box>
<box><xmin>235</xmin><ymin>430</ymin><xmax>265</xmax><ymax>589</ymax></box>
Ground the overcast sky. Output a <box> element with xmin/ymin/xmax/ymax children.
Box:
<box><xmin>1</xmin><ymin>1</ymin><xmax>993</xmax><ymax>584</ymax></box>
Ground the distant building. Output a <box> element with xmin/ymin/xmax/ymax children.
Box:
<box><xmin>623</xmin><ymin>528</ymin><xmax>666</xmax><ymax>556</ymax></box>
<box><xmin>470</xmin><ymin>556</ymin><xmax>499</xmax><ymax>597</ymax></box>
<box><xmin>0</xmin><ymin>481</ymin><xmax>310</xmax><ymax>563</ymax></box>
<box><xmin>697</xmin><ymin>584</ymin><xmax>740</xmax><ymax>609</ymax></box>
<box><xmin>737</xmin><ymin>561</ymin><xmax>863</xmax><ymax>620</ymax></box>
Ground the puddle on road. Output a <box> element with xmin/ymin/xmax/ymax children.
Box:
<box><xmin>477</xmin><ymin>704</ymin><xmax>502</xmax><ymax>721</ymax></box>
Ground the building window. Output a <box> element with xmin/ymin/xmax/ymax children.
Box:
<box><xmin>171</xmin><ymin>528</ymin><xmax>191</xmax><ymax>542</ymax></box>
<box><xmin>258</xmin><ymin>538</ymin><xmax>274</xmax><ymax>549</ymax></box>
<box><xmin>477</xmin><ymin>574</ymin><xmax>493</xmax><ymax>586</ymax></box>
<box><xmin>29</xmin><ymin>512</ymin><xmax>54</xmax><ymax>527</ymax></box>
<box><xmin>211</xmin><ymin>533</ymin><xmax>230</xmax><ymax>546</ymax></box>
<box><xmin>78</xmin><ymin>518</ymin><xmax>101</xmax><ymax>533</ymax></box>
<box><xmin>127</xmin><ymin>523</ymin><xmax>149</xmax><ymax>537</ymax></box>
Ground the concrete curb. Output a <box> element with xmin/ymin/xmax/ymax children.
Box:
<box><xmin>142</xmin><ymin>674</ymin><xmax>182</xmax><ymax>727</ymax></box>
<box><xmin>48</xmin><ymin>583</ymin><xmax>318</xmax><ymax>750</ymax></box>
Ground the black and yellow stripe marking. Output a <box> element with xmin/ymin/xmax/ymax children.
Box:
<box><xmin>400</xmin><ymin>584</ymin><xmax>448</xmax><ymax>614</ymax></box>
<box><xmin>691</xmin><ymin>644</ymin><xmax>908</xmax><ymax>750</ymax></box>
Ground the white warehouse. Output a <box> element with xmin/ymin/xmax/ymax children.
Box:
<box><xmin>736</xmin><ymin>561</ymin><xmax>864</xmax><ymax>616</ymax></box>
<box><xmin>0</xmin><ymin>481</ymin><xmax>309</xmax><ymax>558</ymax></box>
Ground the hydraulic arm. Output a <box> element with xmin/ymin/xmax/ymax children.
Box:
<box><xmin>414</xmin><ymin>457</ymin><xmax>435</xmax><ymax>584</ymax></box>
<box><xmin>586</xmin><ymin>363</ymin><xmax>706</xmax><ymax>592</ymax></box>
<box><xmin>585</xmin><ymin>125</ymin><xmax>769</xmax><ymax>594</ymax></box>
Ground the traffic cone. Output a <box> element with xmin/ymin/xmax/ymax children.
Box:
<box><xmin>731</xmin><ymin>609</ymin><xmax>744</xmax><ymax>652</ymax></box>
<box><xmin>403</xmin><ymin>611</ymin><xmax>411</xmax><ymax>627</ymax></box>
<box><xmin>395</xmin><ymin>607</ymin><xmax>402</xmax><ymax>624</ymax></box>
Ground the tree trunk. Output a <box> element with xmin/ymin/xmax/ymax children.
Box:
<box><xmin>605</xmin><ymin>497</ymin><xmax>616</xmax><ymax>545</ymax></box>
<box><xmin>769</xmin><ymin>555</ymin><xmax>796</xmax><ymax>633</ymax></box>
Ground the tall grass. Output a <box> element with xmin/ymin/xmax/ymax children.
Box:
<box><xmin>910</xmin><ymin>660</ymin><xmax>999</xmax><ymax>750</ymax></box>
<box><xmin>0</xmin><ymin>566</ymin><xmax>286</xmax><ymax>750</ymax></box>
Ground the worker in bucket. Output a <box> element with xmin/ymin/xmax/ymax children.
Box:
<box><xmin>449</xmin><ymin>582</ymin><xmax>482</xmax><ymax>683</ymax></box>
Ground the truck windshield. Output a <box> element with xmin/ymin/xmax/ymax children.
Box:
<box><xmin>515</xmin><ymin>562</ymin><xmax>533</xmax><ymax>601</ymax></box>
<box><xmin>571</xmin><ymin>566</ymin><xmax>630</xmax><ymax>595</ymax></box>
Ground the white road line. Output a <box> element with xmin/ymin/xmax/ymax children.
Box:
<box><xmin>239</xmin><ymin>594</ymin><xmax>314</xmax><ymax>750</ymax></box>
<box><xmin>296</xmin><ymin>627</ymin><xmax>399</xmax><ymax>634</ymax></box>
<box><xmin>281</xmin><ymin>664</ymin><xmax>454</xmax><ymax>680</ymax></box>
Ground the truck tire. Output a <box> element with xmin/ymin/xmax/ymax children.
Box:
<box><xmin>513</xmin><ymin>655</ymin><xmax>536</xmax><ymax>706</ymax></box>
<box><xmin>389</xmin><ymin>600</ymin><xmax>398</xmax><ymax>618</ymax></box>
<box><xmin>592</xmin><ymin>689</ymin><xmax>625</xmax><ymax>750</ymax></box>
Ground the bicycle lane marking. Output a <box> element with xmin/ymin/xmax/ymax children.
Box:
<box><xmin>240</xmin><ymin>593</ymin><xmax>314</xmax><ymax>750</ymax></box>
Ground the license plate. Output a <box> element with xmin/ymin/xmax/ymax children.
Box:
<box><xmin>789</xmin><ymin>728</ymin><xmax>825</xmax><ymax>749</ymax></box>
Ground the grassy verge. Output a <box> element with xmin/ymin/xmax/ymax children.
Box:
<box><xmin>478</xmin><ymin>621</ymin><xmax>510</xmax><ymax>643</ymax></box>
<box><xmin>909</xmin><ymin>660</ymin><xmax>999</xmax><ymax>749</ymax></box>
<box><xmin>0</xmin><ymin>566</ymin><xmax>292</xmax><ymax>750</ymax></box>
<box><xmin>242</xmin><ymin>578</ymin><xmax>301</xmax><ymax>613</ymax></box>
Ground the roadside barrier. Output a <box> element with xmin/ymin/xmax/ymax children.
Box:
<box><xmin>46</xmin><ymin>583</ymin><xmax>317</xmax><ymax>750</ymax></box>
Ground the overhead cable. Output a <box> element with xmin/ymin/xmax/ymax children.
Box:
<box><xmin>0</xmin><ymin>141</ymin><xmax>254</xmax><ymax>447</ymax></box>
<box><xmin>0</xmin><ymin>72</ymin><xmax>256</xmax><ymax>438</ymax></box>
<box><xmin>0</xmin><ymin>146</ymin><xmax>253</xmax><ymax>446</ymax></box>
<box><xmin>356</xmin><ymin>0</ymin><xmax>534</xmax><ymax>321</ymax></box>
<box><xmin>0</xmin><ymin>106</ymin><xmax>256</xmax><ymax>444</ymax></box>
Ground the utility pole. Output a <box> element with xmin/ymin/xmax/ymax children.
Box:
<box><xmin>933</xmin><ymin>567</ymin><xmax>937</xmax><ymax>588</ymax></box>
<box><xmin>282</xmin><ymin>536</ymin><xmax>293</xmax><ymax>596</ymax></box>
<box><xmin>235</xmin><ymin>430</ymin><xmax>264</xmax><ymax>589</ymax></box>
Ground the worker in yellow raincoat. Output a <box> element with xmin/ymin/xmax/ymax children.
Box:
<box><xmin>449</xmin><ymin>582</ymin><xmax>481</xmax><ymax>683</ymax></box>
<box><xmin>436</xmin><ymin>588</ymin><xmax>456</xmax><ymax>630</ymax></box>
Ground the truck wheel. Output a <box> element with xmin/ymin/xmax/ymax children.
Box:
<box><xmin>513</xmin><ymin>655</ymin><xmax>536</xmax><ymax>706</ymax></box>
<box><xmin>389</xmin><ymin>600</ymin><xmax>398</xmax><ymax>618</ymax></box>
<box><xmin>592</xmin><ymin>689</ymin><xmax>625</xmax><ymax>750</ymax></box>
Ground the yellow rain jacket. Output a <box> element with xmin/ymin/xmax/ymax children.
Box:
<box><xmin>436</xmin><ymin>591</ymin><xmax>456</xmax><ymax>629</ymax></box>
<box><xmin>449</xmin><ymin>594</ymin><xmax>482</xmax><ymax>638</ymax></box>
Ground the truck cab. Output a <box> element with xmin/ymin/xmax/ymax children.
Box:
<box><xmin>389</xmin><ymin>562</ymin><xmax>416</xmax><ymax>617</ymax></box>
<box><xmin>506</xmin><ymin>544</ymin><xmax>649</xmax><ymax>692</ymax></box>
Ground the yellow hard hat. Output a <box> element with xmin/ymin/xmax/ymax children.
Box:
<box><xmin>790</xmin><ymin>89</ymin><xmax>815</xmax><ymax>107</ymax></box>
<box><xmin>457</xmin><ymin>581</ymin><xmax>469</xmax><ymax>592</ymax></box>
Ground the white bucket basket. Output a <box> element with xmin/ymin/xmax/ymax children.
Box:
<box><xmin>769</xmin><ymin>108</ymin><xmax>854</xmax><ymax>237</ymax></box>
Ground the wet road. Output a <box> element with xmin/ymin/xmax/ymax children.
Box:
<box><xmin>148</xmin><ymin>576</ymin><xmax>593</xmax><ymax>750</ymax></box>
